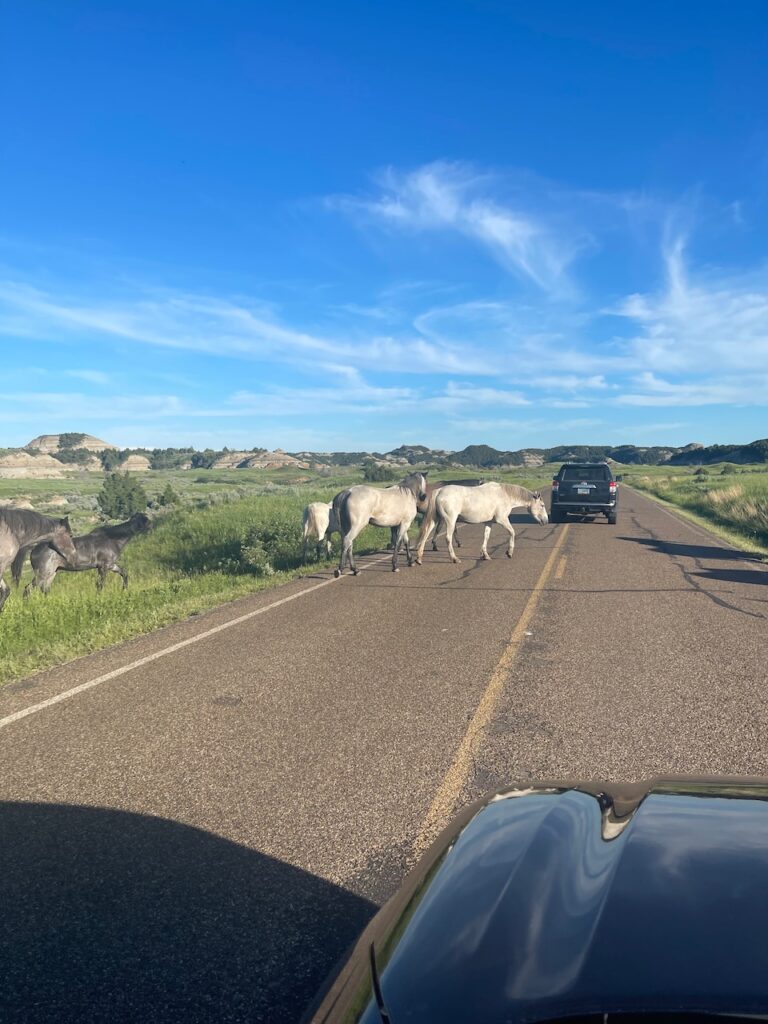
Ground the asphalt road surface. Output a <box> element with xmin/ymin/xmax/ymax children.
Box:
<box><xmin>1</xmin><ymin>488</ymin><xmax>767</xmax><ymax>1022</ymax></box>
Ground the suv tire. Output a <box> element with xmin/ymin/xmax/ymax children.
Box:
<box><xmin>607</xmin><ymin>511</ymin><xmax>617</xmax><ymax>525</ymax></box>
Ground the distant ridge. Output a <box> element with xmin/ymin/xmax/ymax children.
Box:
<box><xmin>6</xmin><ymin>435</ymin><xmax>767</xmax><ymax>470</ymax></box>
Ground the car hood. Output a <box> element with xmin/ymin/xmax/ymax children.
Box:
<box><xmin>308</xmin><ymin>778</ymin><xmax>768</xmax><ymax>1023</ymax></box>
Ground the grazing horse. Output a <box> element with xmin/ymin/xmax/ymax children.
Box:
<box><xmin>334</xmin><ymin>472</ymin><xmax>428</xmax><ymax>577</ymax></box>
<box><xmin>301</xmin><ymin>501</ymin><xmax>340</xmax><ymax>563</ymax></box>
<box><xmin>0</xmin><ymin>508</ymin><xmax>76</xmax><ymax>612</ymax></box>
<box><xmin>415</xmin><ymin>482</ymin><xmax>548</xmax><ymax>565</ymax></box>
<box><xmin>12</xmin><ymin>512</ymin><xmax>151</xmax><ymax>596</ymax></box>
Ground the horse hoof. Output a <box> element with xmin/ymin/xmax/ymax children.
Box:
<box><xmin>352</xmin><ymin>568</ymin><xmax>359</xmax><ymax>576</ymax></box>
<box><xmin>506</xmin><ymin>551</ymin><xmax>513</xmax><ymax>559</ymax></box>
<box><xmin>392</xmin><ymin>566</ymin><xmax>399</xmax><ymax>573</ymax></box>
<box><xmin>334</xmin><ymin>568</ymin><xmax>342</xmax><ymax>578</ymax></box>
<box><xmin>482</xmin><ymin>555</ymin><xmax>491</xmax><ymax>561</ymax></box>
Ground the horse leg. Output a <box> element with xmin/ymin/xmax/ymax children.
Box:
<box><xmin>481</xmin><ymin>524</ymin><xmax>492</xmax><ymax>560</ymax></box>
<box><xmin>414</xmin><ymin>506</ymin><xmax>437</xmax><ymax>565</ymax></box>
<box><xmin>336</xmin><ymin>523</ymin><xmax>363</xmax><ymax>578</ymax></box>
<box><xmin>392</xmin><ymin>523</ymin><xmax>408</xmax><ymax>572</ymax></box>
<box><xmin>96</xmin><ymin>567</ymin><xmax>108</xmax><ymax>591</ymax></box>
<box><xmin>301</xmin><ymin>533</ymin><xmax>309</xmax><ymax>565</ymax></box>
<box><xmin>402</xmin><ymin>522</ymin><xmax>414</xmax><ymax>567</ymax></box>
<box><xmin>445</xmin><ymin>514</ymin><xmax>461</xmax><ymax>564</ymax></box>
<box><xmin>0</xmin><ymin>575</ymin><xmax>9</xmax><ymax>613</ymax></box>
<box><xmin>495</xmin><ymin>515</ymin><xmax>516</xmax><ymax>558</ymax></box>
<box><xmin>113</xmin><ymin>563</ymin><xmax>129</xmax><ymax>589</ymax></box>
<box><xmin>455</xmin><ymin>525</ymin><xmax>462</xmax><ymax>549</ymax></box>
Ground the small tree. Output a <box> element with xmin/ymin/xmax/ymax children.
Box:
<box><xmin>100</xmin><ymin>449</ymin><xmax>123</xmax><ymax>471</ymax></box>
<box><xmin>363</xmin><ymin>460</ymin><xmax>396</xmax><ymax>482</ymax></box>
<box><xmin>157</xmin><ymin>482</ymin><xmax>180</xmax><ymax>506</ymax></box>
<box><xmin>58</xmin><ymin>432</ymin><xmax>87</xmax><ymax>450</ymax></box>
<box><xmin>98</xmin><ymin>472</ymin><xmax>148</xmax><ymax>519</ymax></box>
<box><xmin>53</xmin><ymin>447</ymin><xmax>92</xmax><ymax>465</ymax></box>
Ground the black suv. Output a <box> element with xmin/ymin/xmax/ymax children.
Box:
<box><xmin>550</xmin><ymin>461</ymin><xmax>618</xmax><ymax>524</ymax></box>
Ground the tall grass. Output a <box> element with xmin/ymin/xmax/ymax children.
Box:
<box><xmin>630</xmin><ymin>465</ymin><xmax>768</xmax><ymax>552</ymax></box>
<box><xmin>0</xmin><ymin>490</ymin><xmax>389</xmax><ymax>686</ymax></box>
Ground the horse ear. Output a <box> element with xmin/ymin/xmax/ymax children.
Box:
<box><xmin>62</xmin><ymin>516</ymin><xmax>71</xmax><ymax>528</ymax></box>
<box><xmin>422</xmin><ymin>470</ymin><xmax>429</xmax><ymax>477</ymax></box>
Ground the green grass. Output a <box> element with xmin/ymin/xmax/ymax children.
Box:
<box><xmin>626</xmin><ymin>463</ymin><xmax>768</xmax><ymax>558</ymax></box>
<box><xmin>0</xmin><ymin>482</ymin><xmax>390</xmax><ymax>687</ymax></box>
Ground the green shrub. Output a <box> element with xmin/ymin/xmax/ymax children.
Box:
<box><xmin>98</xmin><ymin>472</ymin><xmax>149</xmax><ymax>519</ymax></box>
<box><xmin>363</xmin><ymin>460</ymin><xmax>396</xmax><ymax>482</ymax></box>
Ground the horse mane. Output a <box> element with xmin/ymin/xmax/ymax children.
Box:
<box><xmin>0</xmin><ymin>507</ymin><xmax>63</xmax><ymax>537</ymax></box>
<box><xmin>501</xmin><ymin>483</ymin><xmax>538</xmax><ymax>504</ymax></box>
<box><xmin>90</xmin><ymin>517</ymin><xmax>145</xmax><ymax>540</ymax></box>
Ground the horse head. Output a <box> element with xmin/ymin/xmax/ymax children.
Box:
<box><xmin>529</xmin><ymin>491</ymin><xmax>549</xmax><ymax>525</ymax></box>
<box><xmin>51</xmin><ymin>517</ymin><xmax>77</xmax><ymax>562</ymax></box>
<box><xmin>402</xmin><ymin>471</ymin><xmax>428</xmax><ymax>504</ymax></box>
<box><xmin>129</xmin><ymin>512</ymin><xmax>153</xmax><ymax>534</ymax></box>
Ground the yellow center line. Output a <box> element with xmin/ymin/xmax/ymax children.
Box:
<box><xmin>555</xmin><ymin>554</ymin><xmax>568</xmax><ymax>579</ymax></box>
<box><xmin>413</xmin><ymin>524</ymin><xmax>570</xmax><ymax>856</ymax></box>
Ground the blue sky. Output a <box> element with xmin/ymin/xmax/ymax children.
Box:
<box><xmin>2</xmin><ymin>1</ymin><xmax>767</xmax><ymax>451</ymax></box>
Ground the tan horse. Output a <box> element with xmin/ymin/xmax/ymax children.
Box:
<box><xmin>415</xmin><ymin>482</ymin><xmax>548</xmax><ymax>564</ymax></box>
<box><xmin>301</xmin><ymin>501</ymin><xmax>340</xmax><ymax>562</ymax></box>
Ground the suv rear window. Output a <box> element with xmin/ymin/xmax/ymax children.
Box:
<box><xmin>560</xmin><ymin>465</ymin><xmax>611</xmax><ymax>481</ymax></box>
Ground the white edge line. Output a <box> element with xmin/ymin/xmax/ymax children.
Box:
<box><xmin>0</xmin><ymin>552</ymin><xmax>394</xmax><ymax>731</ymax></box>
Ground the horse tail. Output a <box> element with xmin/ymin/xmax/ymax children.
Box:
<box><xmin>338</xmin><ymin>491</ymin><xmax>353</xmax><ymax>536</ymax></box>
<box><xmin>10</xmin><ymin>545</ymin><xmax>28</xmax><ymax>587</ymax></box>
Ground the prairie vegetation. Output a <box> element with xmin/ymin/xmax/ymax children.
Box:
<box><xmin>627</xmin><ymin>464</ymin><xmax>768</xmax><ymax>554</ymax></box>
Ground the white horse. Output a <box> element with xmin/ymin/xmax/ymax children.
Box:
<box><xmin>415</xmin><ymin>478</ymin><xmax>485</xmax><ymax>554</ymax></box>
<box><xmin>334</xmin><ymin>472</ymin><xmax>428</xmax><ymax>576</ymax></box>
<box><xmin>301</xmin><ymin>501</ymin><xmax>340</xmax><ymax>563</ymax></box>
<box><xmin>415</xmin><ymin>482</ymin><xmax>548</xmax><ymax>565</ymax></box>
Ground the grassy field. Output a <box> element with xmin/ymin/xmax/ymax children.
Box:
<box><xmin>0</xmin><ymin>465</ymin><xmax>551</xmax><ymax>686</ymax></box>
<box><xmin>623</xmin><ymin>463</ymin><xmax>768</xmax><ymax>557</ymax></box>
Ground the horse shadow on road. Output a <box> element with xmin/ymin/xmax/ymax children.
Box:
<box><xmin>0</xmin><ymin>802</ymin><xmax>376</xmax><ymax>1024</ymax></box>
<box><xmin>618</xmin><ymin>536</ymin><xmax>762</xmax><ymax>564</ymax></box>
<box><xmin>691</xmin><ymin>568</ymin><xmax>768</xmax><ymax>587</ymax></box>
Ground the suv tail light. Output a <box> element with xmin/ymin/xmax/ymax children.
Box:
<box><xmin>609</xmin><ymin>481</ymin><xmax>617</xmax><ymax>494</ymax></box>
<box><xmin>552</xmin><ymin>478</ymin><xmax>559</xmax><ymax>492</ymax></box>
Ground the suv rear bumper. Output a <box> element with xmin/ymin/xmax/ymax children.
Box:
<box><xmin>551</xmin><ymin>501</ymin><xmax>617</xmax><ymax>515</ymax></box>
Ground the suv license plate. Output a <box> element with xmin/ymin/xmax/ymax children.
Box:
<box><xmin>577</xmin><ymin>487</ymin><xmax>589</xmax><ymax>495</ymax></box>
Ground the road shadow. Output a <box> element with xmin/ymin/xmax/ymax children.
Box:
<box><xmin>693</xmin><ymin>568</ymin><xmax>768</xmax><ymax>587</ymax></box>
<box><xmin>0</xmin><ymin>802</ymin><xmax>376</xmax><ymax>1023</ymax></box>
<box><xmin>618</xmin><ymin>536</ymin><xmax>760</xmax><ymax>563</ymax></box>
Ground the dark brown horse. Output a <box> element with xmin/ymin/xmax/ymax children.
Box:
<box><xmin>12</xmin><ymin>512</ymin><xmax>152</xmax><ymax>595</ymax></box>
<box><xmin>0</xmin><ymin>508</ymin><xmax>76</xmax><ymax>612</ymax></box>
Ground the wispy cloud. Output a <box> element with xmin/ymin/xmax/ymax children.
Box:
<box><xmin>64</xmin><ymin>369</ymin><xmax>111</xmax><ymax>385</ymax></box>
<box><xmin>609</xmin><ymin>233</ymin><xmax>768</xmax><ymax>375</ymax></box>
<box><xmin>615</xmin><ymin>371</ymin><xmax>768</xmax><ymax>406</ymax></box>
<box><xmin>0</xmin><ymin>280</ymin><xmax>496</xmax><ymax>377</ymax></box>
<box><xmin>330</xmin><ymin>161</ymin><xmax>586</xmax><ymax>294</ymax></box>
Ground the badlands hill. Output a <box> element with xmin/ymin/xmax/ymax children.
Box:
<box><xmin>24</xmin><ymin>433</ymin><xmax>116</xmax><ymax>454</ymax></box>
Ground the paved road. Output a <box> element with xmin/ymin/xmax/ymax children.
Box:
<box><xmin>1</xmin><ymin>488</ymin><xmax>767</xmax><ymax>1022</ymax></box>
